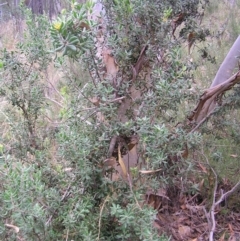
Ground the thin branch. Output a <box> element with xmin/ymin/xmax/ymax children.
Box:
<box><xmin>199</xmin><ymin>148</ymin><xmax>240</xmax><ymax>241</ymax></box>
<box><xmin>88</xmin><ymin>64</ymin><xmax>97</xmax><ymax>88</ymax></box>
<box><xmin>127</xmin><ymin>173</ymin><xmax>142</xmax><ymax>210</ymax></box>
<box><xmin>65</xmin><ymin>229</ymin><xmax>69</xmax><ymax>241</ymax></box>
<box><xmin>189</xmin><ymin>71</ymin><xmax>240</xmax><ymax>123</ymax></box>
<box><xmin>203</xmin><ymin>206</ymin><xmax>211</xmax><ymax>230</ymax></box>
<box><xmin>190</xmin><ymin>108</ymin><xmax>216</xmax><ymax>133</ymax></box>
<box><xmin>43</xmin><ymin>114</ymin><xmax>65</xmax><ymax>125</ymax></box>
<box><xmin>199</xmin><ymin>148</ymin><xmax>217</xmax><ymax>241</ymax></box>
<box><xmin>106</xmin><ymin>96</ymin><xmax>126</xmax><ymax>103</ymax></box>
<box><xmin>77</xmin><ymin>107</ymin><xmax>97</xmax><ymax>112</ymax></box>
<box><xmin>80</xmin><ymin>110</ymin><xmax>98</xmax><ymax>123</ymax></box>
<box><xmin>45</xmin><ymin>79</ymin><xmax>64</xmax><ymax>100</ymax></box>
<box><xmin>45</xmin><ymin>96</ymin><xmax>64</xmax><ymax>108</ymax></box>
<box><xmin>215</xmin><ymin>180</ymin><xmax>240</xmax><ymax>206</ymax></box>
<box><xmin>97</xmin><ymin>196</ymin><xmax>109</xmax><ymax>241</ymax></box>
<box><xmin>209</xmin><ymin>165</ymin><xmax>218</xmax><ymax>241</ymax></box>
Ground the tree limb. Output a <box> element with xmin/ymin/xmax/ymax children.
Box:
<box><xmin>189</xmin><ymin>70</ymin><xmax>240</xmax><ymax>124</ymax></box>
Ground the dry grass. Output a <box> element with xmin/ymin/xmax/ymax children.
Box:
<box><xmin>0</xmin><ymin>19</ymin><xmax>27</xmax><ymax>50</ymax></box>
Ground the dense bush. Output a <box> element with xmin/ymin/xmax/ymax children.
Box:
<box><xmin>0</xmin><ymin>0</ymin><xmax>216</xmax><ymax>240</ymax></box>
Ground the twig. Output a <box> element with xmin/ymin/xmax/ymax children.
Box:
<box><xmin>209</xmin><ymin>174</ymin><xmax>240</xmax><ymax>241</ymax></box>
<box><xmin>199</xmin><ymin>148</ymin><xmax>218</xmax><ymax>241</ymax></box>
<box><xmin>199</xmin><ymin>148</ymin><xmax>240</xmax><ymax>241</ymax></box>
<box><xmin>88</xmin><ymin>64</ymin><xmax>97</xmax><ymax>88</ymax></box>
<box><xmin>190</xmin><ymin>108</ymin><xmax>216</xmax><ymax>133</ymax></box>
<box><xmin>203</xmin><ymin>206</ymin><xmax>211</xmax><ymax>229</ymax></box>
<box><xmin>131</xmin><ymin>45</ymin><xmax>148</xmax><ymax>81</ymax></box>
<box><xmin>44</xmin><ymin>71</ymin><xmax>64</xmax><ymax>100</ymax></box>
<box><xmin>215</xmin><ymin>180</ymin><xmax>240</xmax><ymax>206</ymax></box>
<box><xmin>97</xmin><ymin>196</ymin><xmax>109</xmax><ymax>241</ymax></box>
<box><xmin>127</xmin><ymin>173</ymin><xmax>142</xmax><ymax>210</ymax></box>
<box><xmin>45</xmin><ymin>96</ymin><xmax>64</xmax><ymax>108</ymax></box>
<box><xmin>80</xmin><ymin>110</ymin><xmax>98</xmax><ymax>123</ymax></box>
<box><xmin>66</xmin><ymin>228</ymin><xmax>69</xmax><ymax>241</ymax></box>
<box><xmin>106</xmin><ymin>96</ymin><xmax>126</xmax><ymax>103</ymax></box>
<box><xmin>17</xmin><ymin>236</ymin><xmax>24</xmax><ymax>241</ymax></box>
<box><xmin>209</xmin><ymin>164</ymin><xmax>218</xmax><ymax>241</ymax></box>
<box><xmin>43</xmin><ymin>114</ymin><xmax>65</xmax><ymax>125</ymax></box>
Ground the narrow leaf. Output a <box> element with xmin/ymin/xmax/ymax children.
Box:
<box><xmin>139</xmin><ymin>168</ymin><xmax>162</xmax><ymax>174</ymax></box>
<box><xmin>118</xmin><ymin>145</ymin><xmax>127</xmax><ymax>178</ymax></box>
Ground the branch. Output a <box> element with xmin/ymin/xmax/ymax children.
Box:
<box><xmin>189</xmin><ymin>36</ymin><xmax>240</xmax><ymax>124</ymax></box>
<box><xmin>105</xmin><ymin>96</ymin><xmax>126</xmax><ymax>103</ymax></box>
<box><xmin>127</xmin><ymin>173</ymin><xmax>142</xmax><ymax>209</ymax></box>
<box><xmin>209</xmin><ymin>165</ymin><xmax>218</xmax><ymax>241</ymax></box>
<box><xmin>131</xmin><ymin>45</ymin><xmax>148</xmax><ymax>81</ymax></box>
<box><xmin>199</xmin><ymin>148</ymin><xmax>240</xmax><ymax>241</ymax></box>
<box><xmin>97</xmin><ymin>195</ymin><xmax>109</xmax><ymax>241</ymax></box>
<box><xmin>107</xmin><ymin>135</ymin><xmax>117</xmax><ymax>158</ymax></box>
<box><xmin>215</xmin><ymin>180</ymin><xmax>240</xmax><ymax>207</ymax></box>
<box><xmin>189</xmin><ymin>108</ymin><xmax>216</xmax><ymax>133</ymax></box>
<box><xmin>80</xmin><ymin>110</ymin><xmax>98</xmax><ymax>123</ymax></box>
<box><xmin>45</xmin><ymin>96</ymin><xmax>64</xmax><ymax>108</ymax></box>
<box><xmin>209</xmin><ymin>178</ymin><xmax>240</xmax><ymax>241</ymax></box>
<box><xmin>189</xmin><ymin>70</ymin><xmax>240</xmax><ymax>123</ymax></box>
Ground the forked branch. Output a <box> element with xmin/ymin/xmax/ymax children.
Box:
<box><xmin>189</xmin><ymin>71</ymin><xmax>240</xmax><ymax>129</ymax></box>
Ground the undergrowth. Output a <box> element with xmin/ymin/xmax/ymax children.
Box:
<box><xmin>0</xmin><ymin>0</ymin><xmax>240</xmax><ymax>240</ymax></box>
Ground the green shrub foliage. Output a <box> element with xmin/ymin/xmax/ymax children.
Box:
<box><xmin>0</xmin><ymin>0</ymin><xmax>209</xmax><ymax>240</ymax></box>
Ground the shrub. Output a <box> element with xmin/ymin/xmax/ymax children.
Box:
<box><xmin>0</xmin><ymin>0</ymin><xmax>211</xmax><ymax>240</ymax></box>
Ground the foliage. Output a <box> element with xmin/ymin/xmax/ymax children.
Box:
<box><xmin>49</xmin><ymin>0</ymin><xmax>208</xmax><ymax>239</ymax></box>
<box><xmin>0</xmin><ymin>9</ymin><xmax>50</xmax><ymax>157</ymax></box>
<box><xmin>0</xmin><ymin>3</ymin><xmax>170</xmax><ymax>240</ymax></box>
<box><xmin>51</xmin><ymin>0</ymin><xmax>94</xmax><ymax>57</ymax></box>
<box><xmin>4</xmin><ymin>0</ymin><xmax>240</xmax><ymax>240</ymax></box>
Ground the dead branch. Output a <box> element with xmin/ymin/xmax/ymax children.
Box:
<box><xmin>209</xmin><ymin>174</ymin><xmax>240</xmax><ymax>241</ymax></box>
<box><xmin>199</xmin><ymin>148</ymin><xmax>240</xmax><ymax>241</ymax></box>
<box><xmin>127</xmin><ymin>173</ymin><xmax>142</xmax><ymax>209</ymax></box>
<box><xmin>215</xmin><ymin>180</ymin><xmax>240</xmax><ymax>207</ymax></box>
<box><xmin>97</xmin><ymin>195</ymin><xmax>110</xmax><ymax>241</ymax></box>
<box><xmin>105</xmin><ymin>96</ymin><xmax>126</xmax><ymax>103</ymax></box>
<box><xmin>208</xmin><ymin>164</ymin><xmax>218</xmax><ymax>241</ymax></box>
